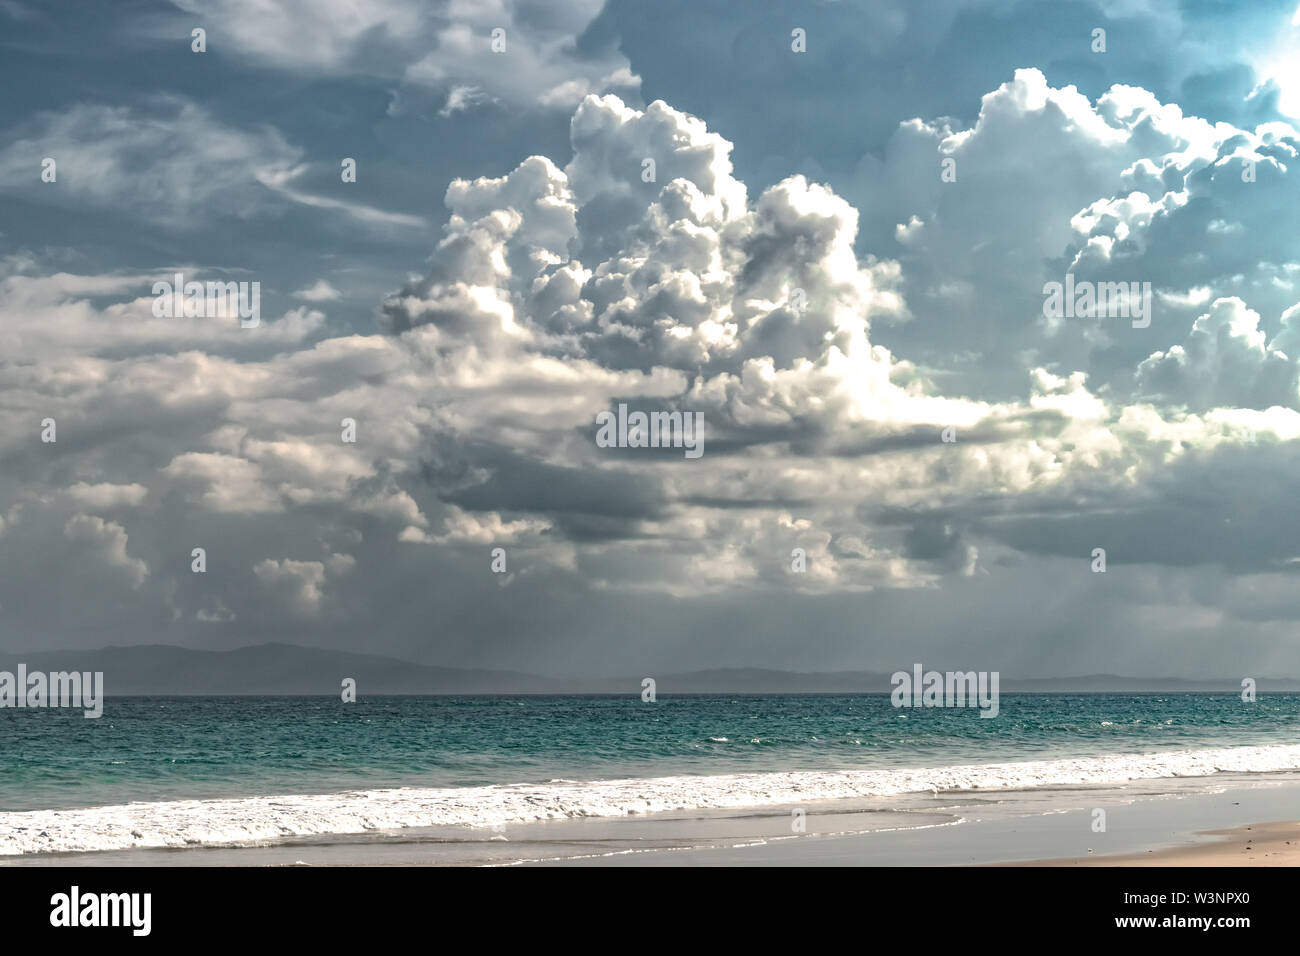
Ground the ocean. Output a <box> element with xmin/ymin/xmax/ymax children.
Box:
<box><xmin>3</xmin><ymin>693</ymin><xmax>1300</xmax><ymax>859</ymax></box>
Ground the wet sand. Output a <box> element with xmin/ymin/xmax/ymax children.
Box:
<box><xmin>6</xmin><ymin>775</ymin><xmax>1300</xmax><ymax>866</ymax></box>
<box><xmin>1027</xmin><ymin>820</ymin><xmax>1300</xmax><ymax>866</ymax></box>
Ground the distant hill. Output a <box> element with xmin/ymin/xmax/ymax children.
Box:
<box><xmin>0</xmin><ymin>644</ymin><xmax>1295</xmax><ymax>695</ymax></box>
<box><xmin>0</xmin><ymin>643</ymin><xmax>556</xmax><ymax>695</ymax></box>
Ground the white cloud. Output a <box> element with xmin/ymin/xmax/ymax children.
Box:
<box><xmin>0</xmin><ymin>100</ymin><xmax>300</xmax><ymax>219</ymax></box>
<box><xmin>167</xmin><ymin>0</ymin><xmax>424</xmax><ymax>72</ymax></box>
<box><xmin>293</xmin><ymin>280</ymin><xmax>342</xmax><ymax>302</ymax></box>
<box><xmin>252</xmin><ymin>553</ymin><xmax>352</xmax><ymax>615</ymax></box>
<box><xmin>163</xmin><ymin>453</ymin><xmax>282</xmax><ymax>514</ymax></box>
<box><xmin>164</xmin><ymin>0</ymin><xmax>639</xmax><ymax>113</ymax></box>
<box><xmin>406</xmin><ymin>505</ymin><xmax>551</xmax><ymax>544</ymax></box>
<box><xmin>253</xmin><ymin>558</ymin><xmax>327</xmax><ymax>614</ymax></box>
<box><xmin>1137</xmin><ymin>297</ymin><xmax>1300</xmax><ymax>410</ymax></box>
<box><xmin>65</xmin><ymin>482</ymin><xmax>148</xmax><ymax>509</ymax></box>
<box><xmin>63</xmin><ymin>514</ymin><xmax>148</xmax><ymax>588</ymax></box>
<box><xmin>5</xmin><ymin>76</ymin><xmax>1300</xmax><ymax>624</ymax></box>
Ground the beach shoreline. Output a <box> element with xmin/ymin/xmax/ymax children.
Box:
<box><xmin>5</xmin><ymin>773</ymin><xmax>1299</xmax><ymax>867</ymax></box>
<box><xmin>1021</xmin><ymin>820</ymin><xmax>1300</xmax><ymax>866</ymax></box>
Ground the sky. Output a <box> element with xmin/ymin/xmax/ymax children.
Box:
<box><xmin>3</xmin><ymin>0</ymin><xmax>1300</xmax><ymax>679</ymax></box>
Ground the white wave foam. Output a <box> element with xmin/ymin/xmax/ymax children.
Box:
<box><xmin>4</xmin><ymin>743</ymin><xmax>1300</xmax><ymax>855</ymax></box>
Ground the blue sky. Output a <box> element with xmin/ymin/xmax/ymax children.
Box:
<box><xmin>3</xmin><ymin>0</ymin><xmax>1300</xmax><ymax>679</ymax></box>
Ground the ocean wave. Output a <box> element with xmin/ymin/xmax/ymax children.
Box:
<box><xmin>4</xmin><ymin>743</ymin><xmax>1300</xmax><ymax>855</ymax></box>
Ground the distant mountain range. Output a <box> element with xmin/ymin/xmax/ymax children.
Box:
<box><xmin>0</xmin><ymin>643</ymin><xmax>1295</xmax><ymax>695</ymax></box>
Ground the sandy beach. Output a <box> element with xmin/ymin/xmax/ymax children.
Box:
<box><xmin>527</xmin><ymin>775</ymin><xmax>1300</xmax><ymax>866</ymax></box>
<box><xmin>1029</xmin><ymin>820</ymin><xmax>1300</xmax><ymax>866</ymax></box>
<box><xmin>5</xmin><ymin>772</ymin><xmax>1298</xmax><ymax>867</ymax></box>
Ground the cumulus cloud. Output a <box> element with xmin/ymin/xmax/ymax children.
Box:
<box><xmin>403</xmin><ymin>504</ymin><xmax>552</xmax><ymax>545</ymax></box>
<box><xmin>852</xmin><ymin>67</ymin><xmax>1300</xmax><ymax>399</ymax></box>
<box><xmin>368</xmin><ymin>92</ymin><xmax>1270</xmax><ymax>597</ymax></box>
<box><xmin>293</xmin><ymin>280</ymin><xmax>341</xmax><ymax>303</ymax></box>
<box><xmin>65</xmin><ymin>482</ymin><xmax>148</xmax><ymax>509</ymax></box>
<box><xmin>163</xmin><ymin>453</ymin><xmax>283</xmax><ymax>514</ymax></box>
<box><xmin>7</xmin><ymin>50</ymin><xmax>1300</xmax><ymax>675</ymax></box>
<box><xmin>63</xmin><ymin>514</ymin><xmax>148</xmax><ymax>588</ymax></box>
<box><xmin>1137</xmin><ymin>297</ymin><xmax>1300</xmax><ymax>410</ymax></box>
<box><xmin>4</xmin><ymin>84</ymin><xmax>1296</xmax><ymax>618</ymax></box>
<box><xmin>253</xmin><ymin>553</ymin><xmax>353</xmax><ymax>615</ymax></box>
<box><xmin>253</xmin><ymin>558</ymin><xmax>328</xmax><ymax>614</ymax></box>
<box><xmin>0</xmin><ymin>269</ymin><xmax>326</xmax><ymax>361</ymax></box>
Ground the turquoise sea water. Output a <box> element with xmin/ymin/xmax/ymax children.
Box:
<box><xmin>3</xmin><ymin>693</ymin><xmax>1299</xmax><ymax>813</ymax></box>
